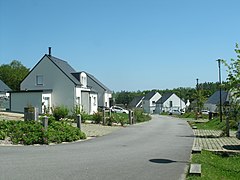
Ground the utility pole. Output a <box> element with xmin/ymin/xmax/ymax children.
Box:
<box><xmin>196</xmin><ymin>78</ymin><xmax>199</xmax><ymax>120</ymax></box>
<box><xmin>217</xmin><ymin>59</ymin><xmax>223</xmax><ymax>122</ymax></box>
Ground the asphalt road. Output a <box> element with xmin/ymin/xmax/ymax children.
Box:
<box><xmin>0</xmin><ymin>115</ymin><xmax>194</xmax><ymax>180</ymax></box>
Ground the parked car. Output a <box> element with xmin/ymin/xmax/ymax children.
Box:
<box><xmin>110</xmin><ymin>106</ymin><xmax>129</xmax><ymax>114</ymax></box>
<box><xmin>169</xmin><ymin>109</ymin><xmax>183</xmax><ymax>115</ymax></box>
<box><xmin>201</xmin><ymin>110</ymin><xmax>209</xmax><ymax>115</ymax></box>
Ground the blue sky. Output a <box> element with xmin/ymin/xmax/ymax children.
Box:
<box><xmin>1</xmin><ymin>0</ymin><xmax>239</xmax><ymax>91</ymax></box>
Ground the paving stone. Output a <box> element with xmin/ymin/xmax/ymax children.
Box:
<box><xmin>189</xmin><ymin>164</ymin><xmax>201</xmax><ymax>175</ymax></box>
<box><xmin>193</xmin><ymin>129</ymin><xmax>240</xmax><ymax>152</ymax></box>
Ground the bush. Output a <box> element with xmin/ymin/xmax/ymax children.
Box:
<box><xmin>0</xmin><ymin>120</ymin><xmax>86</xmax><ymax>145</ymax></box>
<box><xmin>52</xmin><ymin>105</ymin><xmax>69</xmax><ymax>120</ymax></box>
<box><xmin>112</xmin><ymin>113</ymin><xmax>129</xmax><ymax>126</ymax></box>
<box><xmin>71</xmin><ymin>105</ymin><xmax>93</xmax><ymax>123</ymax></box>
<box><xmin>39</xmin><ymin>115</ymin><xmax>56</xmax><ymax>125</ymax></box>
<box><xmin>134</xmin><ymin>109</ymin><xmax>151</xmax><ymax>123</ymax></box>
<box><xmin>92</xmin><ymin>112</ymin><xmax>102</xmax><ymax>124</ymax></box>
<box><xmin>44</xmin><ymin>121</ymin><xmax>86</xmax><ymax>144</ymax></box>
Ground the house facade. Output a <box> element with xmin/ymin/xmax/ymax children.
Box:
<box><xmin>142</xmin><ymin>91</ymin><xmax>161</xmax><ymax>114</ymax></box>
<box><xmin>204</xmin><ymin>90</ymin><xmax>230</xmax><ymax>113</ymax></box>
<box><xmin>155</xmin><ymin>93</ymin><xmax>186</xmax><ymax>114</ymax></box>
<box><xmin>0</xmin><ymin>80</ymin><xmax>11</xmax><ymax>110</ymax></box>
<box><xmin>128</xmin><ymin>96</ymin><xmax>144</xmax><ymax>109</ymax></box>
<box><xmin>85</xmin><ymin>72</ymin><xmax>112</xmax><ymax>108</ymax></box>
<box><xmin>10</xmin><ymin>52</ymin><xmax>110</xmax><ymax>114</ymax></box>
<box><xmin>0</xmin><ymin>80</ymin><xmax>11</xmax><ymax>97</ymax></box>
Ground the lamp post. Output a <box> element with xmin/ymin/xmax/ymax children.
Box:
<box><xmin>217</xmin><ymin>59</ymin><xmax>223</xmax><ymax>122</ymax></box>
<box><xmin>196</xmin><ymin>78</ymin><xmax>199</xmax><ymax>119</ymax></box>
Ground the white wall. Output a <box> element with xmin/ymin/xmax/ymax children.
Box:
<box><xmin>90</xmin><ymin>93</ymin><xmax>98</xmax><ymax>114</ymax></box>
<box><xmin>155</xmin><ymin>94</ymin><xmax>186</xmax><ymax>114</ymax></box>
<box><xmin>87</xmin><ymin>76</ymin><xmax>112</xmax><ymax>108</ymax></box>
<box><xmin>143</xmin><ymin>93</ymin><xmax>162</xmax><ymax>114</ymax></box>
<box><xmin>104</xmin><ymin>92</ymin><xmax>112</xmax><ymax>107</ymax></box>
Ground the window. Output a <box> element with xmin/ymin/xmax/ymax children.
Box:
<box><xmin>93</xmin><ymin>97</ymin><xmax>96</xmax><ymax>106</ymax></box>
<box><xmin>36</xmin><ymin>75</ymin><xmax>43</xmax><ymax>85</ymax></box>
<box><xmin>152</xmin><ymin>101</ymin><xmax>156</xmax><ymax>105</ymax></box>
<box><xmin>169</xmin><ymin>101</ymin><xmax>173</xmax><ymax>107</ymax></box>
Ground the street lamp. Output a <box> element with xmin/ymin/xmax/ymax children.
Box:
<box><xmin>196</xmin><ymin>78</ymin><xmax>199</xmax><ymax>120</ymax></box>
<box><xmin>217</xmin><ymin>59</ymin><xmax>223</xmax><ymax>122</ymax></box>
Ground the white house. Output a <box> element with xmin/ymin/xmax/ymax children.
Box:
<box><xmin>10</xmin><ymin>50</ymin><xmax>111</xmax><ymax>114</ymax></box>
<box><xmin>155</xmin><ymin>92</ymin><xmax>186</xmax><ymax>114</ymax></box>
<box><xmin>142</xmin><ymin>91</ymin><xmax>161</xmax><ymax>114</ymax></box>
<box><xmin>85</xmin><ymin>72</ymin><xmax>112</xmax><ymax>108</ymax></box>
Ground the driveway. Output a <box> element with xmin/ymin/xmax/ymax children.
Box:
<box><xmin>0</xmin><ymin>115</ymin><xmax>194</xmax><ymax>180</ymax></box>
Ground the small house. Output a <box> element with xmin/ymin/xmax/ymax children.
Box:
<box><xmin>142</xmin><ymin>91</ymin><xmax>161</xmax><ymax>114</ymax></box>
<box><xmin>10</xmin><ymin>49</ymin><xmax>111</xmax><ymax>114</ymax></box>
<box><xmin>155</xmin><ymin>92</ymin><xmax>186</xmax><ymax>114</ymax></box>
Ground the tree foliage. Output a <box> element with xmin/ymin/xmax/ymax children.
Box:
<box><xmin>223</xmin><ymin>43</ymin><xmax>240</xmax><ymax>98</ymax></box>
<box><xmin>0</xmin><ymin>60</ymin><xmax>29</xmax><ymax>91</ymax></box>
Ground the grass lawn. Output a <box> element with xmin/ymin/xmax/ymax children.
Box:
<box><xmin>188</xmin><ymin>118</ymin><xmax>238</xmax><ymax>131</ymax></box>
<box><xmin>187</xmin><ymin>150</ymin><xmax>240</xmax><ymax>180</ymax></box>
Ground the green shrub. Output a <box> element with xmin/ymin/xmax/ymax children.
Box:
<box><xmin>0</xmin><ymin>131</ymin><xmax>6</xmax><ymax>140</ymax></box>
<box><xmin>8</xmin><ymin>121</ymin><xmax>44</xmax><ymax>145</ymax></box>
<box><xmin>114</xmin><ymin>114</ymin><xmax>128</xmax><ymax>126</ymax></box>
<box><xmin>134</xmin><ymin>109</ymin><xmax>151</xmax><ymax>123</ymax></box>
<box><xmin>39</xmin><ymin>115</ymin><xmax>55</xmax><ymax>125</ymax></box>
<box><xmin>93</xmin><ymin>112</ymin><xmax>102</xmax><ymax>124</ymax></box>
<box><xmin>0</xmin><ymin>120</ymin><xmax>86</xmax><ymax>145</ymax></box>
<box><xmin>52</xmin><ymin>105</ymin><xmax>69</xmax><ymax>120</ymax></box>
<box><xmin>71</xmin><ymin>105</ymin><xmax>93</xmax><ymax>123</ymax></box>
<box><xmin>44</xmin><ymin>121</ymin><xmax>86</xmax><ymax>144</ymax></box>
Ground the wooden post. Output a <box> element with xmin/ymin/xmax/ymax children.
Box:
<box><xmin>132</xmin><ymin>111</ymin><xmax>135</xmax><ymax>124</ymax></box>
<box><xmin>42</xmin><ymin>116</ymin><xmax>48</xmax><ymax>130</ymax></box>
<box><xmin>103</xmin><ymin>108</ymin><xmax>106</xmax><ymax>125</ymax></box>
<box><xmin>129</xmin><ymin>110</ymin><xmax>132</xmax><ymax>125</ymax></box>
<box><xmin>77</xmin><ymin>114</ymin><xmax>81</xmax><ymax>130</ymax></box>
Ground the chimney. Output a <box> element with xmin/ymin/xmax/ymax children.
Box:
<box><xmin>48</xmin><ymin>47</ymin><xmax>52</xmax><ymax>56</ymax></box>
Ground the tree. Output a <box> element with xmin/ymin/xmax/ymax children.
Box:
<box><xmin>223</xmin><ymin>43</ymin><xmax>240</xmax><ymax>98</ymax></box>
<box><xmin>0</xmin><ymin>60</ymin><xmax>29</xmax><ymax>91</ymax></box>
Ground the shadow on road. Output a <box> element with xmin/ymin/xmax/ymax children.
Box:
<box><xmin>149</xmin><ymin>159</ymin><xmax>189</xmax><ymax>164</ymax></box>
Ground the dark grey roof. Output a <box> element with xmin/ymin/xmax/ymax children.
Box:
<box><xmin>0</xmin><ymin>80</ymin><xmax>11</xmax><ymax>92</ymax></box>
<box><xmin>143</xmin><ymin>91</ymin><xmax>158</xmax><ymax>100</ymax></box>
<box><xmin>206</xmin><ymin>90</ymin><xmax>229</xmax><ymax>105</ymax></box>
<box><xmin>46</xmin><ymin>55</ymin><xmax>80</xmax><ymax>85</ymax></box>
<box><xmin>85</xmin><ymin>72</ymin><xmax>112</xmax><ymax>93</ymax></box>
<box><xmin>129</xmin><ymin>96</ymin><xmax>144</xmax><ymax>108</ymax></box>
<box><xmin>156</xmin><ymin>92</ymin><xmax>174</xmax><ymax>104</ymax></box>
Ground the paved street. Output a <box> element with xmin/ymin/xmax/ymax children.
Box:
<box><xmin>0</xmin><ymin>115</ymin><xmax>194</xmax><ymax>180</ymax></box>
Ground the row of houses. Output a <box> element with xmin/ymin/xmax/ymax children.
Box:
<box><xmin>129</xmin><ymin>91</ymin><xmax>187</xmax><ymax>114</ymax></box>
<box><xmin>0</xmin><ymin>50</ymin><xmax>234</xmax><ymax>115</ymax></box>
<box><xmin>129</xmin><ymin>90</ymin><xmax>232</xmax><ymax>114</ymax></box>
<box><xmin>1</xmin><ymin>49</ymin><xmax>113</xmax><ymax>114</ymax></box>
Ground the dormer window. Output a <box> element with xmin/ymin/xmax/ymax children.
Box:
<box><xmin>80</xmin><ymin>72</ymin><xmax>87</xmax><ymax>88</ymax></box>
<box><xmin>36</xmin><ymin>75</ymin><xmax>43</xmax><ymax>85</ymax></box>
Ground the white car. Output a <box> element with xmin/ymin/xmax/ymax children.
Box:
<box><xmin>201</xmin><ymin>110</ymin><xmax>209</xmax><ymax>115</ymax></box>
<box><xmin>110</xmin><ymin>106</ymin><xmax>129</xmax><ymax>114</ymax></box>
<box><xmin>169</xmin><ymin>109</ymin><xmax>183</xmax><ymax>115</ymax></box>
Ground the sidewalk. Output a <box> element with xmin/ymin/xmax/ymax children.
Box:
<box><xmin>193</xmin><ymin>129</ymin><xmax>240</xmax><ymax>152</ymax></box>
